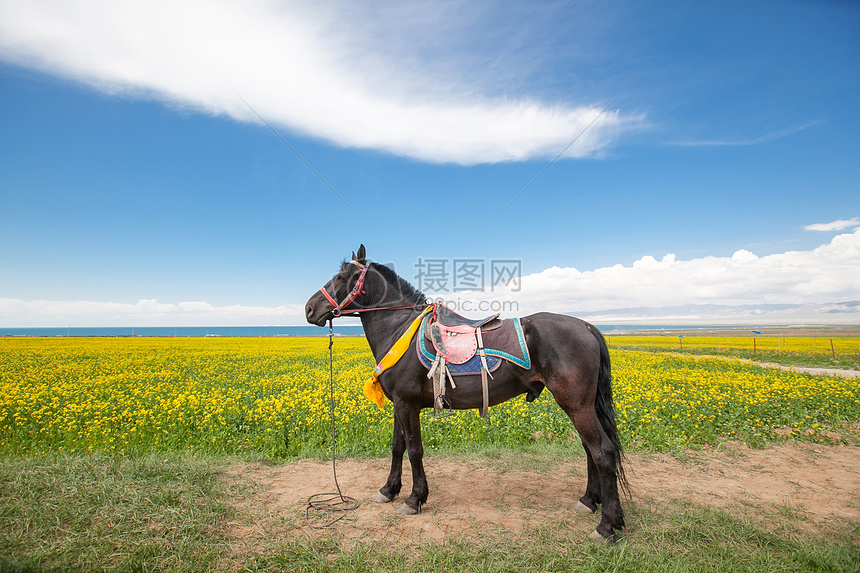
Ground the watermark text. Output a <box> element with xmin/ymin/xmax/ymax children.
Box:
<box><xmin>414</xmin><ymin>258</ymin><xmax>522</xmax><ymax>293</ymax></box>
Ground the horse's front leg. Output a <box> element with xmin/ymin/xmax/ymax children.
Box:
<box><xmin>395</xmin><ymin>402</ymin><xmax>428</xmax><ymax>514</ymax></box>
<box><xmin>374</xmin><ymin>411</ymin><xmax>406</xmax><ymax>503</ymax></box>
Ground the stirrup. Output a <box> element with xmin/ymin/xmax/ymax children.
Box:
<box><xmin>432</xmin><ymin>396</ymin><xmax>455</xmax><ymax>419</ymax></box>
<box><xmin>429</xmin><ymin>356</ymin><xmax>455</xmax><ymax>419</ymax></box>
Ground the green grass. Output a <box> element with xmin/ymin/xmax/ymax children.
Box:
<box><xmin>0</xmin><ymin>453</ymin><xmax>229</xmax><ymax>572</ymax></box>
<box><xmin>252</xmin><ymin>517</ymin><xmax>859</xmax><ymax>573</ymax></box>
<box><xmin>0</xmin><ymin>452</ymin><xmax>857</xmax><ymax>573</ymax></box>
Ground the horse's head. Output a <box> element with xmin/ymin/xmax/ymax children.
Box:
<box><xmin>307</xmin><ymin>245</ymin><xmax>429</xmax><ymax>325</ymax></box>
<box><xmin>305</xmin><ymin>244</ymin><xmax>369</xmax><ymax>326</ymax></box>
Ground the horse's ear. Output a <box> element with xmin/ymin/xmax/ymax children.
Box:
<box><xmin>356</xmin><ymin>244</ymin><xmax>366</xmax><ymax>262</ymax></box>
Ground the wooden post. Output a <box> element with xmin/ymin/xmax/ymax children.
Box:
<box><xmin>753</xmin><ymin>338</ymin><xmax>756</xmax><ymax>353</ymax></box>
<box><xmin>831</xmin><ymin>339</ymin><xmax>836</xmax><ymax>360</ymax></box>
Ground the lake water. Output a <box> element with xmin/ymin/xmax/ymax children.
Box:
<box><xmin>1</xmin><ymin>324</ymin><xmax>737</xmax><ymax>338</ymax></box>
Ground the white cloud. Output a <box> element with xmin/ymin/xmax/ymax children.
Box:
<box><xmin>5</xmin><ymin>230</ymin><xmax>859</xmax><ymax>327</ymax></box>
<box><xmin>0</xmin><ymin>298</ymin><xmax>307</xmax><ymax>327</ymax></box>
<box><xmin>456</xmin><ymin>228</ymin><xmax>860</xmax><ymax>319</ymax></box>
<box><xmin>0</xmin><ymin>0</ymin><xmax>642</xmax><ymax>165</ymax></box>
<box><xmin>804</xmin><ymin>218</ymin><xmax>860</xmax><ymax>232</ymax></box>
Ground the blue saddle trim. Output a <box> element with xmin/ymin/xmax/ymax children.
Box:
<box><xmin>417</xmin><ymin>343</ymin><xmax>502</xmax><ymax>375</ymax></box>
<box><xmin>417</xmin><ymin>314</ymin><xmax>531</xmax><ymax>373</ymax></box>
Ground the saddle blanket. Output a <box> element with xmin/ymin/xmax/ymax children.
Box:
<box><xmin>417</xmin><ymin>313</ymin><xmax>531</xmax><ymax>375</ymax></box>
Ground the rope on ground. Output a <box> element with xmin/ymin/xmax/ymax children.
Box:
<box><xmin>304</xmin><ymin>320</ymin><xmax>360</xmax><ymax>528</ymax></box>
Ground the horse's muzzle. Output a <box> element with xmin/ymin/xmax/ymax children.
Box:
<box><xmin>305</xmin><ymin>304</ymin><xmax>325</xmax><ymax>327</ymax></box>
<box><xmin>305</xmin><ymin>293</ymin><xmax>332</xmax><ymax>326</ymax></box>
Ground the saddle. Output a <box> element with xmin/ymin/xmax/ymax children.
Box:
<box><xmin>426</xmin><ymin>307</ymin><xmax>501</xmax><ymax>365</ymax></box>
<box><xmin>433</xmin><ymin>304</ymin><xmax>502</xmax><ymax>329</ymax></box>
<box><xmin>422</xmin><ymin>304</ymin><xmax>528</xmax><ymax>418</ymax></box>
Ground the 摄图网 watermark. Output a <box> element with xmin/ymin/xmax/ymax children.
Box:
<box><xmin>413</xmin><ymin>258</ymin><xmax>522</xmax><ymax>293</ymax></box>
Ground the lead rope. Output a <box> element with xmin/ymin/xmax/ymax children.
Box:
<box><xmin>304</xmin><ymin>320</ymin><xmax>360</xmax><ymax>527</ymax></box>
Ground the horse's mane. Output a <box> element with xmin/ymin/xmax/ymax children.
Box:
<box><xmin>369</xmin><ymin>262</ymin><xmax>427</xmax><ymax>306</ymax></box>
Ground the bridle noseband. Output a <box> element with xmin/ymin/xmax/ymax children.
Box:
<box><xmin>319</xmin><ymin>260</ymin><xmax>369</xmax><ymax>317</ymax></box>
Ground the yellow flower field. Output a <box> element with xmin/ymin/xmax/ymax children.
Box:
<box><xmin>611</xmin><ymin>351</ymin><xmax>859</xmax><ymax>448</ymax></box>
<box><xmin>1</xmin><ymin>337</ymin><xmax>858</xmax><ymax>457</ymax></box>
<box><xmin>608</xmin><ymin>334</ymin><xmax>860</xmax><ymax>359</ymax></box>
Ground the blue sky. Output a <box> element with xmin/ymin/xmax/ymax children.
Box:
<box><xmin>1</xmin><ymin>0</ymin><xmax>858</xmax><ymax>326</ymax></box>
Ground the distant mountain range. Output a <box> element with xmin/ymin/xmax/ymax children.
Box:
<box><xmin>566</xmin><ymin>301</ymin><xmax>860</xmax><ymax>325</ymax></box>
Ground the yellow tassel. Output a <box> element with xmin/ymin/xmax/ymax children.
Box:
<box><xmin>360</xmin><ymin>306</ymin><xmax>432</xmax><ymax>407</ymax></box>
<box><xmin>363</xmin><ymin>376</ymin><xmax>387</xmax><ymax>407</ymax></box>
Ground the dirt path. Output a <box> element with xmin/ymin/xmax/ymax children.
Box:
<box><xmin>740</xmin><ymin>360</ymin><xmax>859</xmax><ymax>379</ymax></box>
<box><xmin>639</xmin><ymin>350</ymin><xmax>860</xmax><ymax>379</ymax></box>
<box><xmin>222</xmin><ymin>443</ymin><xmax>860</xmax><ymax>555</ymax></box>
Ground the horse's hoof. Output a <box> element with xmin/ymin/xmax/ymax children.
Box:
<box><xmin>372</xmin><ymin>492</ymin><xmax>393</xmax><ymax>504</ymax></box>
<box><xmin>588</xmin><ymin>529</ymin><xmax>615</xmax><ymax>545</ymax></box>
<box><xmin>574</xmin><ymin>501</ymin><xmax>596</xmax><ymax>514</ymax></box>
<box><xmin>399</xmin><ymin>503</ymin><xmax>419</xmax><ymax>515</ymax></box>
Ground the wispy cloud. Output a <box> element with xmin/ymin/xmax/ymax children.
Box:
<box><xmin>805</xmin><ymin>218</ymin><xmax>860</xmax><ymax>232</ymax></box>
<box><xmin>0</xmin><ymin>0</ymin><xmax>643</xmax><ymax>165</ymax></box>
<box><xmin>668</xmin><ymin>120</ymin><xmax>820</xmax><ymax>147</ymax></box>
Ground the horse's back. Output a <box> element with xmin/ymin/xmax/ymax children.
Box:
<box><xmin>520</xmin><ymin>312</ymin><xmax>603</xmax><ymax>348</ymax></box>
<box><xmin>520</xmin><ymin>312</ymin><xmax>604</xmax><ymax>379</ymax></box>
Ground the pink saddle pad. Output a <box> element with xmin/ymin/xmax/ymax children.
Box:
<box><xmin>433</xmin><ymin>324</ymin><xmax>478</xmax><ymax>364</ymax></box>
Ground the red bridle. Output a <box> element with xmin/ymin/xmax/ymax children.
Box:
<box><xmin>319</xmin><ymin>260</ymin><xmax>370</xmax><ymax>317</ymax></box>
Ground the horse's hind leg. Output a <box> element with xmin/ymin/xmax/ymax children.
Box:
<box><xmin>574</xmin><ymin>439</ymin><xmax>601</xmax><ymax>514</ymax></box>
<box><xmin>571</xmin><ymin>407</ymin><xmax>624</xmax><ymax>542</ymax></box>
<box><xmin>375</xmin><ymin>412</ymin><xmax>406</xmax><ymax>503</ymax></box>
<box><xmin>551</xmin><ymin>388</ymin><xmax>624</xmax><ymax>542</ymax></box>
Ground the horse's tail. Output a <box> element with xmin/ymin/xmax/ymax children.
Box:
<box><xmin>591</xmin><ymin>326</ymin><xmax>630</xmax><ymax>498</ymax></box>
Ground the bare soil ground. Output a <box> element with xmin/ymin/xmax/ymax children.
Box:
<box><xmin>221</xmin><ymin>442</ymin><xmax>860</xmax><ymax>557</ymax></box>
<box><xmin>663</xmin><ymin>352</ymin><xmax>860</xmax><ymax>379</ymax></box>
<box><xmin>621</xmin><ymin>325</ymin><xmax>860</xmax><ymax>338</ymax></box>
<box><xmin>736</xmin><ymin>360</ymin><xmax>859</xmax><ymax>378</ymax></box>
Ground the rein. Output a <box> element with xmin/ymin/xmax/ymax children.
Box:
<box><xmin>306</xmin><ymin>263</ymin><xmax>434</xmax><ymax>525</ymax></box>
<box><xmin>308</xmin><ymin>265</ymin><xmax>427</xmax><ymax>527</ymax></box>
<box><xmin>333</xmin><ymin>303</ymin><xmax>432</xmax><ymax>316</ymax></box>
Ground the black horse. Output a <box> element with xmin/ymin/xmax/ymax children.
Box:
<box><xmin>305</xmin><ymin>245</ymin><xmax>627</xmax><ymax>543</ymax></box>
